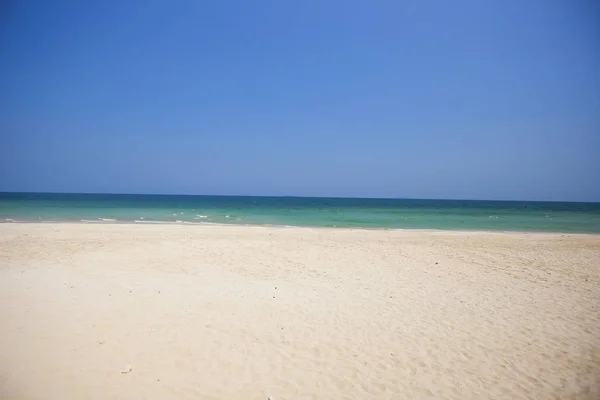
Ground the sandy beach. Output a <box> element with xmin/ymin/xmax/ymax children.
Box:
<box><xmin>0</xmin><ymin>223</ymin><xmax>599</xmax><ymax>400</ymax></box>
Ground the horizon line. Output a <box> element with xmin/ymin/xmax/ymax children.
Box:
<box><xmin>0</xmin><ymin>190</ymin><xmax>598</xmax><ymax>204</ymax></box>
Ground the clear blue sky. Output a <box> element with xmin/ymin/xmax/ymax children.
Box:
<box><xmin>1</xmin><ymin>0</ymin><xmax>598</xmax><ymax>201</ymax></box>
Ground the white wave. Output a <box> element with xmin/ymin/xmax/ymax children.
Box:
<box><xmin>100</xmin><ymin>218</ymin><xmax>116</xmax><ymax>221</ymax></box>
<box><xmin>81</xmin><ymin>219</ymin><xmax>103</xmax><ymax>223</ymax></box>
<box><xmin>196</xmin><ymin>215</ymin><xmax>208</xmax><ymax>218</ymax></box>
<box><xmin>134</xmin><ymin>220</ymin><xmax>171</xmax><ymax>224</ymax></box>
<box><xmin>5</xmin><ymin>218</ymin><xmax>15</xmax><ymax>222</ymax></box>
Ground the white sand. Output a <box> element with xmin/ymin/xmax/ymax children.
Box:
<box><xmin>0</xmin><ymin>223</ymin><xmax>599</xmax><ymax>400</ymax></box>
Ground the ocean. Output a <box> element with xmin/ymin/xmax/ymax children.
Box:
<box><xmin>1</xmin><ymin>192</ymin><xmax>599</xmax><ymax>233</ymax></box>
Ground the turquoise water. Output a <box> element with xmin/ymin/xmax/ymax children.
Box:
<box><xmin>1</xmin><ymin>192</ymin><xmax>599</xmax><ymax>233</ymax></box>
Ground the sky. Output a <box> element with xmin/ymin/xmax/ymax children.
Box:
<box><xmin>0</xmin><ymin>0</ymin><xmax>599</xmax><ymax>201</ymax></box>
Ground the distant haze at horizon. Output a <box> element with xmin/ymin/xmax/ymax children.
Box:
<box><xmin>1</xmin><ymin>1</ymin><xmax>599</xmax><ymax>202</ymax></box>
<box><xmin>2</xmin><ymin>191</ymin><xmax>600</xmax><ymax>204</ymax></box>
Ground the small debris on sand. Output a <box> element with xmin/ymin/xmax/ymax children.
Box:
<box><xmin>121</xmin><ymin>365</ymin><xmax>132</xmax><ymax>374</ymax></box>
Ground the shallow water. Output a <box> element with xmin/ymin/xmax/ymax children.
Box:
<box><xmin>1</xmin><ymin>192</ymin><xmax>599</xmax><ymax>233</ymax></box>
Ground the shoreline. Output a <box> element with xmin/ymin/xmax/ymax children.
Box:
<box><xmin>2</xmin><ymin>220</ymin><xmax>600</xmax><ymax>236</ymax></box>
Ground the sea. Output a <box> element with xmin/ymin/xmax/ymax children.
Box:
<box><xmin>1</xmin><ymin>192</ymin><xmax>599</xmax><ymax>233</ymax></box>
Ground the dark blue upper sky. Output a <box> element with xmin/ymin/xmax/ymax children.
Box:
<box><xmin>1</xmin><ymin>0</ymin><xmax>598</xmax><ymax>201</ymax></box>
